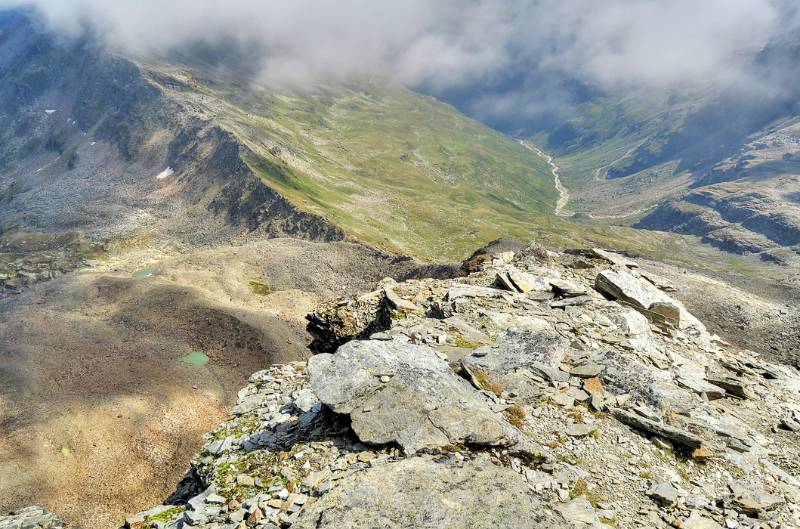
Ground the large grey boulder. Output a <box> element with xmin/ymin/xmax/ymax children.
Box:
<box><xmin>292</xmin><ymin>454</ymin><xmax>568</xmax><ymax>529</ymax></box>
<box><xmin>595</xmin><ymin>267</ymin><xmax>705</xmax><ymax>332</ymax></box>
<box><xmin>728</xmin><ymin>481</ymin><xmax>784</xmax><ymax>515</ymax></box>
<box><xmin>647</xmin><ymin>481</ymin><xmax>679</xmax><ymax>507</ymax></box>
<box><xmin>587</xmin><ymin>248</ymin><xmax>639</xmax><ymax>268</ymax></box>
<box><xmin>615</xmin><ymin>308</ymin><xmax>658</xmax><ymax>353</ymax></box>
<box><xmin>308</xmin><ymin>340</ymin><xmax>517</xmax><ymax>453</ymax></box>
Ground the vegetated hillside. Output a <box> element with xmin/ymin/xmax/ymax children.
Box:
<box><xmin>431</xmin><ymin>33</ymin><xmax>800</xmax><ymax>263</ymax></box>
<box><xmin>138</xmin><ymin>61</ymin><xmax>559</xmax><ymax>260</ymax></box>
<box><xmin>0</xmin><ymin>9</ymin><xmax>346</xmax><ymax>292</ymax></box>
<box><xmin>0</xmin><ymin>9</ymin><xmax>564</xmax><ymax>266</ymax></box>
<box><xmin>136</xmin><ymin>58</ymin><xmax>763</xmax><ymax>268</ymax></box>
<box><xmin>0</xmin><ymin>8</ymin><xmax>782</xmax><ymax>297</ymax></box>
<box><xmin>537</xmin><ymin>61</ymin><xmax>800</xmax><ymax>265</ymax></box>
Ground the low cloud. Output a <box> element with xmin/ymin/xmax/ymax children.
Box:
<box><xmin>2</xmin><ymin>0</ymin><xmax>797</xmax><ymax>122</ymax></box>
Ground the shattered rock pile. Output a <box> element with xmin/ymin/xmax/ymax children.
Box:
<box><xmin>10</xmin><ymin>245</ymin><xmax>797</xmax><ymax>529</ymax></box>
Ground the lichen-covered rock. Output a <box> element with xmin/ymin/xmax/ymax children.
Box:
<box><xmin>292</xmin><ymin>454</ymin><xmax>569</xmax><ymax>529</ymax></box>
<box><xmin>308</xmin><ymin>340</ymin><xmax>517</xmax><ymax>453</ymax></box>
<box><xmin>464</xmin><ymin>329</ymin><xmax>568</xmax><ymax>373</ymax></box>
<box><xmin>461</xmin><ymin>329</ymin><xmax>570</xmax><ymax>401</ymax></box>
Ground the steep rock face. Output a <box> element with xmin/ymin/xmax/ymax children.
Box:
<box><xmin>114</xmin><ymin>244</ymin><xmax>800</xmax><ymax>529</ymax></box>
<box><xmin>165</xmin><ymin>124</ymin><xmax>344</xmax><ymax>241</ymax></box>
<box><xmin>0</xmin><ymin>13</ymin><xmax>344</xmax><ymax>253</ymax></box>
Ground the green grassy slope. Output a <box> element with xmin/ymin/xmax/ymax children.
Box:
<box><xmin>139</xmin><ymin>62</ymin><xmax>784</xmax><ymax>277</ymax></box>
<box><xmin>146</xmin><ymin>65</ymin><xmax>558</xmax><ymax>260</ymax></box>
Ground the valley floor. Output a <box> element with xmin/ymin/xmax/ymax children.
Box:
<box><xmin>519</xmin><ymin>140</ymin><xmax>571</xmax><ymax>217</ymax></box>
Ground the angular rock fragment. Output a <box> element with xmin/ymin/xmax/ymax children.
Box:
<box><xmin>569</xmin><ymin>362</ymin><xmax>605</xmax><ymax>378</ymax></box>
<box><xmin>0</xmin><ymin>507</ymin><xmax>74</xmax><ymax>529</ymax></box>
<box><xmin>616</xmin><ymin>308</ymin><xmax>658</xmax><ymax>353</ymax></box>
<box><xmin>638</xmin><ymin>270</ymin><xmax>678</xmax><ymax>292</ymax></box>
<box><xmin>462</xmin><ymin>330</ymin><xmax>572</xmax><ymax>401</ymax></box>
<box><xmin>464</xmin><ymin>329</ymin><xmax>570</xmax><ymax>372</ymax></box>
<box><xmin>588</xmin><ymin>248</ymin><xmax>640</xmax><ymax>268</ymax></box>
<box><xmin>780</xmin><ymin>410</ymin><xmax>800</xmax><ymax>432</ymax></box>
<box><xmin>125</xmin><ymin>505</ymin><xmax>185</xmax><ymax>529</ymax></box>
<box><xmin>550</xmin><ymin>295</ymin><xmax>592</xmax><ymax>308</ymax></box>
<box><xmin>595</xmin><ymin>267</ymin><xmax>704</xmax><ymax>332</ymax></box>
<box><xmin>494</xmin><ymin>271</ymin><xmax>518</xmax><ymax>292</ymax></box>
<box><xmin>384</xmin><ymin>287</ymin><xmax>421</xmax><ymax>312</ymax></box>
<box><xmin>555</xmin><ymin>498</ymin><xmax>599</xmax><ymax>526</ymax></box>
<box><xmin>549</xmin><ymin>278</ymin><xmax>587</xmax><ymax>298</ymax></box>
<box><xmin>564</xmin><ymin>423</ymin><xmax>597</xmax><ymax>438</ymax></box>
<box><xmin>509</xmin><ymin>269</ymin><xmax>551</xmax><ymax>293</ymax></box>
<box><xmin>308</xmin><ymin>340</ymin><xmax>517</xmax><ymax>453</ymax></box>
<box><xmin>675</xmin><ymin>375</ymin><xmax>726</xmax><ymax>400</ymax></box>
<box><xmin>728</xmin><ymin>481</ymin><xmax>784</xmax><ymax>515</ymax></box>
<box><xmin>611</xmin><ymin>408</ymin><xmax>704</xmax><ymax>450</ymax></box>
<box><xmin>647</xmin><ymin>481</ymin><xmax>679</xmax><ymax>507</ymax></box>
<box><xmin>705</xmin><ymin>376</ymin><xmax>756</xmax><ymax>400</ymax></box>
<box><xmin>682</xmin><ymin>511</ymin><xmax>723</xmax><ymax>529</ymax></box>
<box><xmin>495</xmin><ymin>268</ymin><xmax>552</xmax><ymax>294</ymax></box>
<box><xmin>446</xmin><ymin>285</ymin><xmax>505</xmax><ymax>301</ymax></box>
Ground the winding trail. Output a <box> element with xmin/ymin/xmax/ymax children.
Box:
<box><xmin>519</xmin><ymin>139</ymin><xmax>655</xmax><ymax>220</ymax></box>
<box><xmin>519</xmin><ymin>140</ymin><xmax>571</xmax><ymax>217</ymax></box>
<box><xmin>591</xmin><ymin>138</ymin><xmax>649</xmax><ymax>182</ymax></box>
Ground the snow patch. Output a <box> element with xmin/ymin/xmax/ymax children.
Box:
<box><xmin>156</xmin><ymin>167</ymin><xmax>175</xmax><ymax>180</ymax></box>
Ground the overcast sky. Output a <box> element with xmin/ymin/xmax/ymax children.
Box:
<box><xmin>2</xmin><ymin>0</ymin><xmax>797</xmax><ymax>123</ymax></box>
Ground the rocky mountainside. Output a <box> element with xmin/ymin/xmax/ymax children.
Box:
<box><xmin>4</xmin><ymin>7</ymin><xmax>794</xmax><ymax>312</ymax></box>
<box><xmin>0</xmin><ymin>9</ymin><xmax>564</xmax><ymax>271</ymax></box>
<box><xmin>8</xmin><ymin>244</ymin><xmax>795</xmax><ymax>529</ymax></box>
<box><xmin>2</xmin><ymin>9</ymin><xmax>800</xmax><ymax>529</ymax></box>
<box><xmin>0</xmin><ymin>11</ymin><xmax>352</xmax><ymax>300</ymax></box>
<box><xmin>636</xmin><ymin>121</ymin><xmax>800</xmax><ymax>266</ymax></box>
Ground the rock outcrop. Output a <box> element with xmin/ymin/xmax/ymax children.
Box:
<box><xmin>32</xmin><ymin>244</ymin><xmax>800</xmax><ymax>529</ymax></box>
<box><xmin>0</xmin><ymin>507</ymin><xmax>76</xmax><ymax>529</ymax></box>
<box><xmin>637</xmin><ymin>178</ymin><xmax>800</xmax><ymax>265</ymax></box>
<box><xmin>595</xmin><ymin>266</ymin><xmax>705</xmax><ymax>331</ymax></box>
<box><xmin>308</xmin><ymin>340</ymin><xmax>519</xmax><ymax>453</ymax></box>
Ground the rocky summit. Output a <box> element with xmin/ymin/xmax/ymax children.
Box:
<box><xmin>4</xmin><ymin>5</ymin><xmax>800</xmax><ymax>529</ymax></box>
<box><xmin>6</xmin><ymin>244</ymin><xmax>794</xmax><ymax>529</ymax></box>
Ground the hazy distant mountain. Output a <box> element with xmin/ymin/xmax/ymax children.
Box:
<box><xmin>424</xmin><ymin>33</ymin><xmax>800</xmax><ymax>264</ymax></box>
